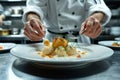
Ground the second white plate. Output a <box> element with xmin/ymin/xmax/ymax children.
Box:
<box><xmin>98</xmin><ymin>41</ymin><xmax>120</xmax><ymax>48</ymax></box>
<box><xmin>0</xmin><ymin>43</ymin><xmax>16</xmax><ymax>52</ymax></box>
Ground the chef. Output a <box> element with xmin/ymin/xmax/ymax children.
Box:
<box><xmin>22</xmin><ymin>0</ymin><xmax>111</xmax><ymax>44</ymax></box>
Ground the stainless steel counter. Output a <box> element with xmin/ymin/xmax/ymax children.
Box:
<box><xmin>0</xmin><ymin>49</ymin><xmax>120</xmax><ymax>80</ymax></box>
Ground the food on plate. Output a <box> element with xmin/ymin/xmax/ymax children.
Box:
<box><xmin>112</xmin><ymin>42</ymin><xmax>120</xmax><ymax>47</ymax></box>
<box><xmin>0</xmin><ymin>45</ymin><xmax>3</xmax><ymax>50</ymax></box>
<box><xmin>44</xmin><ymin>39</ymin><xmax>51</xmax><ymax>46</ymax></box>
<box><xmin>52</xmin><ymin>37</ymin><xmax>68</xmax><ymax>48</ymax></box>
<box><xmin>36</xmin><ymin>37</ymin><xmax>87</xmax><ymax>58</ymax></box>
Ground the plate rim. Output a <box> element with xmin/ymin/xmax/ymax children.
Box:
<box><xmin>98</xmin><ymin>40</ymin><xmax>120</xmax><ymax>48</ymax></box>
<box><xmin>0</xmin><ymin>43</ymin><xmax>16</xmax><ymax>51</ymax></box>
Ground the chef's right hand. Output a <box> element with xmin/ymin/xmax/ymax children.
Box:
<box><xmin>24</xmin><ymin>18</ymin><xmax>46</xmax><ymax>41</ymax></box>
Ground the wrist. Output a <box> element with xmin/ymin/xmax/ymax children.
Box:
<box><xmin>91</xmin><ymin>12</ymin><xmax>105</xmax><ymax>22</ymax></box>
<box><xmin>26</xmin><ymin>12</ymin><xmax>41</xmax><ymax>21</ymax></box>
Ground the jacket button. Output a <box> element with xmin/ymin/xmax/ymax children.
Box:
<box><xmin>57</xmin><ymin>0</ymin><xmax>60</xmax><ymax>1</ymax></box>
<box><xmin>74</xmin><ymin>25</ymin><xmax>77</xmax><ymax>28</ymax></box>
<box><xmin>60</xmin><ymin>27</ymin><xmax>63</xmax><ymax>29</ymax></box>
<box><xmin>72</xmin><ymin>12</ymin><xmax>75</xmax><ymax>15</ymax></box>
<box><xmin>58</xmin><ymin>13</ymin><xmax>61</xmax><ymax>16</ymax></box>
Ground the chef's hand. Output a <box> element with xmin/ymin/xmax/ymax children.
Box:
<box><xmin>80</xmin><ymin>12</ymin><xmax>104</xmax><ymax>39</ymax></box>
<box><xmin>24</xmin><ymin>13</ymin><xmax>46</xmax><ymax>41</ymax></box>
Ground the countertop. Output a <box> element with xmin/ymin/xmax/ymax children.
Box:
<box><xmin>0</xmin><ymin>47</ymin><xmax>120</xmax><ymax>80</ymax></box>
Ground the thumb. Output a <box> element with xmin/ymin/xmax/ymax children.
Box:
<box><xmin>80</xmin><ymin>22</ymin><xmax>87</xmax><ymax>34</ymax></box>
<box><xmin>41</xmin><ymin>24</ymin><xmax>46</xmax><ymax>35</ymax></box>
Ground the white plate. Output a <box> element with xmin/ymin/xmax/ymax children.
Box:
<box><xmin>0</xmin><ymin>43</ymin><xmax>16</xmax><ymax>52</ymax></box>
<box><xmin>10</xmin><ymin>43</ymin><xmax>113</xmax><ymax>67</ymax></box>
<box><xmin>98</xmin><ymin>41</ymin><xmax>120</xmax><ymax>48</ymax></box>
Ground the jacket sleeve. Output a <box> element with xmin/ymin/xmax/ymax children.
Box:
<box><xmin>85</xmin><ymin>0</ymin><xmax>111</xmax><ymax>26</ymax></box>
<box><xmin>22</xmin><ymin>0</ymin><xmax>48</xmax><ymax>24</ymax></box>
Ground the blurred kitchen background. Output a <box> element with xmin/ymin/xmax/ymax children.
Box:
<box><xmin>0</xmin><ymin>0</ymin><xmax>25</xmax><ymax>31</ymax></box>
<box><xmin>0</xmin><ymin>0</ymin><xmax>120</xmax><ymax>44</ymax></box>
<box><xmin>0</xmin><ymin>0</ymin><xmax>40</xmax><ymax>44</ymax></box>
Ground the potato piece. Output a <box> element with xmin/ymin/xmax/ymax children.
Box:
<box><xmin>54</xmin><ymin>46</ymin><xmax>67</xmax><ymax>57</ymax></box>
<box><xmin>66</xmin><ymin>46</ymin><xmax>76</xmax><ymax>55</ymax></box>
<box><xmin>52</xmin><ymin>37</ymin><xmax>68</xmax><ymax>48</ymax></box>
<box><xmin>44</xmin><ymin>39</ymin><xmax>51</xmax><ymax>46</ymax></box>
<box><xmin>42</xmin><ymin>46</ymin><xmax>53</xmax><ymax>55</ymax></box>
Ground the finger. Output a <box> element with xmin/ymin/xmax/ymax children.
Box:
<box><xmin>94</xmin><ymin>26</ymin><xmax>102</xmax><ymax>37</ymax></box>
<box><xmin>82</xmin><ymin>16</ymin><xmax>102</xmax><ymax>38</ymax></box>
<box><xmin>25</xmin><ymin>29</ymin><xmax>42</xmax><ymax>40</ymax></box>
<box><xmin>84</xmin><ymin>16</ymin><xmax>101</xmax><ymax>35</ymax></box>
<box><xmin>24</xmin><ymin>27</ymin><xmax>35</xmax><ymax>40</ymax></box>
<box><xmin>88</xmin><ymin>27</ymin><xmax>102</xmax><ymax>39</ymax></box>
<box><xmin>24</xmin><ymin>22</ymin><xmax>35</xmax><ymax>34</ymax></box>
<box><xmin>42</xmin><ymin>25</ymin><xmax>46</xmax><ymax>32</ymax></box>
<box><xmin>24</xmin><ymin>31</ymin><xmax>33</xmax><ymax>40</ymax></box>
<box><xmin>38</xmin><ymin>23</ymin><xmax>46</xmax><ymax>36</ymax></box>
<box><xmin>92</xmin><ymin>18</ymin><xmax>101</xmax><ymax>34</ymax></box>
<box><xmin>30</xmin><ymin>19</ymin><xmax>41</xmax><ymax>33</ymax></box>
<box><xmin>27</xmin><ymin>20</ymin><xmax>44</xmax><ymax>37</ymax></box>
<box><xmin>83</xmin><ymin>20</ymin><xmax>94</xmax><ymax>35</ymax></box>
<box><xmin>24</xmin><ymin>31</ymin><xmax>42</xmax><ymax>41</ymax></box>
<box><xmin>30</xmin><ymin>19</ymin><xmax>45</xmax><ymax>36</ymax></box>
<box><xmin>40</xmin><ymin>24</ymin><xmax>46</xmax><ymax>35</ymax></box>
<box><xmin>24</xmin><ymin>21</ymin><xmax>45</xmax><ymax>41</ymax></box>
<box><xmin>80</xmin><ymin>17</ymin><xmax>91</xmax><ymax>34</ymax></box>
<box><xmin>24</xmin><ymin>22</ymin><xmax>41</xmax><ymax>38</ymax></box>
<box><xmin>80</xmin><ymin>22</ymin><xmax>86</xmax><ymax>34</ymax></box>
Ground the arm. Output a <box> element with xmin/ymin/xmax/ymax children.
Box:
<box><xmin>22</xmin><ymin>0</ymin><xmax>47</xmax><ymax>23</ymax></box>
<box><xmin>91</xmin><ymin>12</ymin><xmax>105</xmax><ymax>23</ymax></box>
<box><xmin>80</xmin><ymin>12</ymin><xmax>104</xmax><ymax>39</ymax></box>
<box><xmin>85</xmin><ymin>0</ymin><xmax>111</xmax><ymax>26</ymax></box>
<box><xmin>22</xmin><ymin>0</ymin><xmax>48</xmax><ymax>41</ymax></box>
<box><xmin>24</xmin><ymin>12</ymin><xmax>46</xmax><ymax>41</ymax></box>
<box><xmin>26</xmin><ymin>12</ymin><xmax>41</xmax><ymax>21</ymax></box>
<box><xmin>80</xmin><ymin>0</ymin><xmax>111</xmax><ymax>39</ymax></box>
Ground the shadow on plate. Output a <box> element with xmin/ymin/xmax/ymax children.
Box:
<box><xmin>12</xmin><ymin>59</ymin><xmax>111</xmax><ymax>79</ymax></box>
<box><xmin>108</xmin><ymin>46</ymin><xmax>120</xmax><ymax>50</ymax></box>
<box><xmin>0</xmin><ymin>49</ymin><xmax>10</xmax><ymax>54</ymax></box>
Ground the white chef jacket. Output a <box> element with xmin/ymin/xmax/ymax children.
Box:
<box><xmin>22</xmin><ymin>0</ymin><xmax>111</xmax><ymax>43</ymax></box>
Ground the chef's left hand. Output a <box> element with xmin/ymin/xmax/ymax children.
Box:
<box><xmin>80</xmin><ymin>16</ymin><xmax>102</xmax><ymax>38</ymax></box>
